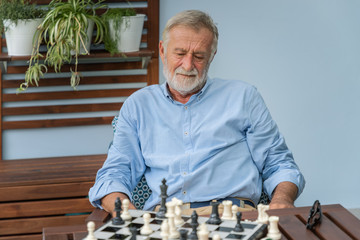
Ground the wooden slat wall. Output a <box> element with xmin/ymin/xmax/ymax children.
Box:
<box><xmin>0</xmin><ymin>1</ymin><xmax>159</xmax><ymax>239</ymax></box>
<box><xmin>0</xmin><ymin>0</ymin><xmax>159</xmax><ymax>158</ymax></box>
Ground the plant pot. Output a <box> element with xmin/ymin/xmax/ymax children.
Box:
<box><xmin>3</xmin><ymin>18</ymin><xmax>43</xmax><ymax>56</ymax></box>
<box><xmin>109</xmin><ymin>14</ymin><xmax>145</xmax><ymax>52</ymax></box>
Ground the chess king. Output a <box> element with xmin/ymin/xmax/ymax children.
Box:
<box><xmin>88</xmin><ymin>9</ymin><xmax>305</xmax><ymax>214</ymax></box>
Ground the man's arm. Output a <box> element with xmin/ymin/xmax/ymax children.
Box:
<box><xmin>269</xmin><ymin>181</ymin><xmax>298</xmax><ymax>209</ymax></box>
<box><xmin>101</xmin><ymin>192</ymin><xmax>137</xmax><ymax>216</ymax></box>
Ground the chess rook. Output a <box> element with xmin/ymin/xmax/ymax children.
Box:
<box><xmin>266</xmin><ymin>216</ymin><xmax>281</xmax><ymax>240</ymax></box>
<box><xmin>221</xmin><ymin>200</ymin><xmax>233</xmax><ymax>220</ymax></box>
<box><xmin>206</xmin><ymin>201</ymin><xmax>222</xmax><ymax>225</ymax></box>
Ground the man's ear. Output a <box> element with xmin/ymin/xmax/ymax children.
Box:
<box><xmin>159</xmin><ymin>40</ymin><xmax>165</xmax><ymax>64</ymax></box>
<box><xmin>209</xmin><ymin>50</ymin><xmax>217</xmax><ymax>63</ymax></box>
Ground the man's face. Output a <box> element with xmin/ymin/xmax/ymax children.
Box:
<box><xmin>160</xmin><ymin>25</ymin><xmax>215</xmax><ymax>96</ymax></box>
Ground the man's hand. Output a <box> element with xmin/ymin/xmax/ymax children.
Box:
<box><xmin>269</xmin><ymin>181</ymin><xmax>298</xmax><ymax>209</ymax></box>
<box><xmin>101</xmin><ymin>192</ymin><xmax>136</xmax><ymax>217</ymax></box>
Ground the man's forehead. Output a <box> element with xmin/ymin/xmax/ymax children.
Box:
<box><xmin>167</xmin><ymin>26</ymin><xmax>213</xmax><ymax>50</ymax></box>
<box><xmin>169</xmin><ymin>24</ymin><xmax>213</xmax><ymax>36</ymax></box>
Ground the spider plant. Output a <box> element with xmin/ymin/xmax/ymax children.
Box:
<box><xmin>19</xmin><ymin>0</ymin><xmax>106</xmax><ymax>92</ymax></box>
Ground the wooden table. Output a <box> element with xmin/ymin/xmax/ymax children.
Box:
<box><xmin>42</xmin><ymin>204</ymin><xmax>360</xmax><ymax>240</ymax></box>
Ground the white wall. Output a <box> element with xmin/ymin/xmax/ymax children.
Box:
<box><xmin>160</xmin><ymin>0</ymin><xmax>360</xmax><ymax>208</ymax></box>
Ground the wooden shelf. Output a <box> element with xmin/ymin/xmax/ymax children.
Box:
<box><xmin>0</xmin><ymin>48</ymin><xmax>154</xmax><ymax>61</ymax></box>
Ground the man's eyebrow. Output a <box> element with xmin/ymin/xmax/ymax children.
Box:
<box><xmin>173</xmin><ymin>48</ymin><xmax>207</xmax><ymax>55</ymax></box>
<box><xmin>173</xmin><ymin>48</ymin><xmax>186</xmax><ymax>52</ymax></box>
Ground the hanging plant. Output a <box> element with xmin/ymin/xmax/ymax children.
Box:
<box><xmin>18</xmin><ymin>0</ymin><xmax>106</xmax><ymax>92</ymax></box>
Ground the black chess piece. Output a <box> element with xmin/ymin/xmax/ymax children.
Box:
<box><xmin>156</xmin><ymin>178</ymin><xmax>168</xmax><ymax>218</ymax></box>
<box><xmin>179</xmin><ymin>229</ymin><xmax>189</xmax><ymax>240</ymax></box>
<box><xmin>206</xmin><ymin>201</ymin><xmax>222</xmax><ymax>225</ymax></box>
<box><xmin>129</xmin><ymin>226</ymin><xmax>137</xmax><ymax>240</ymax></box>
<box><xmin>234</xmin><ymin>211</ymin><xmax>244</xmax><ymax>232</ymax></box>
<box><xmin>112</xmin><ymin>197</ymin><xmax>125</xmax><ymax>225</ymax></box>
<box><xmin>188</xmin><ymin>210</ymin><xmax>199</xmax><ymax>240</ymax></box>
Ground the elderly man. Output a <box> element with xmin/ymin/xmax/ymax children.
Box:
<box><xmin>89</xmin><ymin>10</ymin><xmax>305</xmax><ymax>215</ymax></box>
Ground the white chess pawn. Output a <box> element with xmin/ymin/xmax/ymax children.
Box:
<box><xmin>85</xmin><ymin>221</ymin><xmax>97</xmax><ymax>240</ymax></box>
<box><xmin>212</xmin><ymin>234</ymin><xmax>221</xmax><ymax>240</ymax></box>
<box><xmin>160</xmin><ymin>219</ymin><xmax>169</xmax><ymax>240</ymax></box>
<box><xmin>121</xmin><ymin>199</ymin><xmax>132</xmax><ymax>221</ymax></box>
<box><xmin>231</xmin><ymin>205</ymin><xmax>238</xmax><ymax>220</ymax></box>
<box><xmin>266</xmin><ymin>216</ymin><xmax>281</xmax><ymax>240</ymax></box>
<box><xmin>256</xmin><ymin>204</ymin><xmax>270</xmax><ymax>224</ymax></box>
<box><xmin>221</xmin><ymin>200</ymin><xmax>233</xmax><ymax>220</ymax></box>
<box><xmin>140</xmin><ymin>213</ymin><xmax>154</xmax><ymax>235</ymax></box>
<box><xmin>198</xmin><ymin>223</ymin><xmax>209</xmax><ymax>240</ymax></box>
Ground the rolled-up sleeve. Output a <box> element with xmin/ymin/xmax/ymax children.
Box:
<box><xmin>88</xmin><ymin>98</ymin><xmax>146</xmax><ymax>208</ymax></box>
<box><xmin>245</xmin><ymin>87</ymin><xmax>305</xmax><ymax>199</ymax></box>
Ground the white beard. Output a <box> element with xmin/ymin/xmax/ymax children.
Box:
<box><xmin>163</xmin><ymin>61</ymin><xmax>208</xmax><ymax>96</ymax></box>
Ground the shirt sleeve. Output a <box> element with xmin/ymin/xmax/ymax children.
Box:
<box><xmin>245</xmin><ymin>87</ymin><xmax>305</xmax><ymax>199</ymax></box>
<box><xmin>88</xmin><ymin>98</ymin><xmax>146</xmax><ymax>208</ymax></box>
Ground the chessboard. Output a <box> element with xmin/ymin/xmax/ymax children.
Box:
<box><xmin>86</xmin><ymin>209</ymin><xmax>267</xmax><ymax>240</ymax></box>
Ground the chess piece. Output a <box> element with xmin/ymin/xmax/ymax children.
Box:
<box><xmin>85</xmin><ymin>221</ymin><xmax>97</xmax><ymax>240</ymax></box>
<box><xmin>221</xmin><ymin>200</ymin><xmax>233</xmax><ymax>220</ymax></box>
<box><xmin>266</xmin><ymin>216</ymin><xmax>281</xmax><ymax>240</ymax></box>
<box><xmin>206</xmin><ymin>201</ymin><xmax>222</xmax><ymax>225</ymax></box>
<box><xmin>231</xmin><ymin>205</ymin><xmax>238</xmax><ymax>220</ymax></box>
<box><xmin>166</xmin><ymin>201</ymin><xmax>180</xmax><ymax>238</ymax></box>
<box><xmin>179</xmin><ymin>229</ymin><xmax>189</xmax><ymax>240</ymax></box>
<box><xmin>234</xmin><ymin>212</ymin><xmax>244</xmax><ymax>232</ymax></box>
<box><xmin>156</xmin><ymin>178</ymin><xmax>168</xmax><ymax>219</ymax></box>
<box><xmin>198</xmin><ymin>223</ymin><xmax>209</xmax><ymax>240</ymax></box>
<box><xmin>188</xmin><ymin>210</ymin><xmax>199</xmax><ymax>240</ymax></box>
<box><xmin>212</xmin><ymin>234</ymin><xmax>221</xmax><ymax>240</ymax></box>
<box><xmin>256</xmin><ymin>204</ymin><xmax>270</xmax><ymax>224</ymax></box>
<box><xmin>130</xmin><ymin>226</ymin><xmax>137</xmax><ymax>240</ymax></box>
<box><xmin>160</xmin><ymin>219</ymin><xmax>169</xmax><ymax>240</ymax></box>
<box><xmin>140</xmin><ymin>213</ymin><xmax>154</xmax><ymax>235</ymax></box>
<box><xmin>173</xmin><ymin>197</ymin><xmax>184</xmax><ymax>226</ymax></box>
<box><xmin>121</xmin><ymin>198</ymin><xmax>132</xmax><ymax>221</ymax></box>
<box><xmin>112</xmin><ymin>197</ymin><xmax>125</xmax><ymax>225</ymax></box>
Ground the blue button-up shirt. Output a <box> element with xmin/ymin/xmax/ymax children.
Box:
<box><xmin>89</xmin><ymin>78</ymin><xmax>305</xmax><ymax>210</ymax></box>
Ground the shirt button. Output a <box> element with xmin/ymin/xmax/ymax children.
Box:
<box><xmin>184</xmin><ymin>106</ymin><xmax>188</xmax><ymax>110</ymax></box>
<box><xmin>183</xmin><ymin>172</ymin><xmax>187</xmax><ymax>176</ymax></box>
<box><xmin>184</xmin><ymin>131</ymin><xmax>188</xmax><ymax>135</ymax></box>
<box><xmin>182</xmin><ymin>191</ymin><xmax>187</xmax><ymax>195</ymax></box>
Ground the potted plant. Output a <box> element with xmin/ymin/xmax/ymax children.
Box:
<box><xmin>19</xmin><ymin>0</ymin><xmax>106</xmax><ymax>92</ymax></box>
<box><xmin>0</xmin><ymin>0</ymin><xmax>46</xmax><ymax>56</ymax></box>
<box><xmin>102</xmin><ymin>7</ymin><xmax>145</xmax><ymax>55</ymax></box>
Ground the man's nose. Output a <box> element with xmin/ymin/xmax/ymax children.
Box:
<box><xmin>181</xmin><ymin>54</ymin><xmax>194</xmax><ymax>71</ymax></box>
